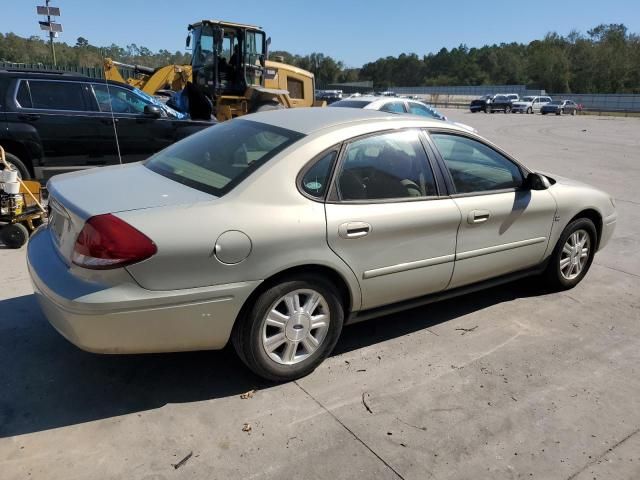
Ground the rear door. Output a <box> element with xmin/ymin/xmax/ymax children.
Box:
<box><xmin>428</xmin><ymin>131</ymin><xmax>556</xmax><ymax>288</ymax></box>
<box><xmin>8</xmin><ymin>79</ymin><xmax>102</xmax><ymax>180</ymax></box>
<box><xmin>325</xmin><ymin>129</ymin><xmax>461</xmax><ymax>310</ymax></box>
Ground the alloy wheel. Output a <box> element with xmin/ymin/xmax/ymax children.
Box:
<box><xmin>261</xmin><ymin>289</ymin><xmax>331</xmax><ymax>365</ymax></box>
<box><xmin>560</xmin><ymin>229</ymin><xmax>590</xmax><ymax>280</ymax></box>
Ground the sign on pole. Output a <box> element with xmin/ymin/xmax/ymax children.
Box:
<box><xmin>36</xmin><ymin>6</ymin><xmax>61</xmax><ymax>16</ymax></box>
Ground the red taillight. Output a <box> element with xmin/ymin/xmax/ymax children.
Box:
<box><xmin>72</xmin><ymin>214</ymin><xmax>157</xmax><ymax>270</ymax></box>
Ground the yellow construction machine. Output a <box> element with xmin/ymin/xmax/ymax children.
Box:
<box><xmin>104</xmin><ymin>20</ymin><xmax>322</xmax><ymax>121</ymax></box>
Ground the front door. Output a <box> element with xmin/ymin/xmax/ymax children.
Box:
<box><xmin>325</xmin><ymin>129</ymin><xmax>461</xmax><ymax>310</ymax></box>
<box><xmin>90</xmin><ymin>83</ymin><xmax>175</xmax><ymax>164</ymax></box>
<box><xmin>428</xmin><ymin>131</ymin><xmax>557</xmax><ymax>288</ymax></box>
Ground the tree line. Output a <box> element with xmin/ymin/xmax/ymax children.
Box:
<box><xmin>1</xmin><ymin>23</ymin><xmax>638</xmax><ymax>93</ymax></box>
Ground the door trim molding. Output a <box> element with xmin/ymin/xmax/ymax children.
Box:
<box><xmin>456</xmin><ymin>237</ymin><xmax>546</xmax><ymax>261</ymax></box>
<box><xmin>363</xmin><ymin>253</ymin><xmax>455</xmax><ymax>279</ymax></box>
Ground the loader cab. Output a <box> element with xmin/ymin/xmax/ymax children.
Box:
<box><xmin>189</xmin><ymin>20</ymin><xmax>267</xmax><ymax>98</ymax></box>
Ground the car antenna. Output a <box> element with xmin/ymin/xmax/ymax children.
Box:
<box><xmin>100</xmin><ymin>49</ymin><xmax>123</xmax><ymax>165</ymax></box>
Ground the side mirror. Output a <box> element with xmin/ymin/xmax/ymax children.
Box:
<box><xmin>144</xmin><ymin>104</ymin><xmax>163</xmax><ymax>118</ymax></box>
<box><xmin>266</xmin><ymin>36</ymin><xmax>271</xmax><ymax>59</ymax></box>
<box><xmin>185</xmin><ymin>34</ymin><xmax>191</xmax><ymax>49</ymax></box>
<box><xmin>525</xmin><ymin>172</ymin><xmax>551</xmax><ymax>190</ymax></box>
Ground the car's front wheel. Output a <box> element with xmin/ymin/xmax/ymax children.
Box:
<box><xmin>527</xmin><ymin>107</ymin><xmax>533</xmax><ymax>114</ymax></box>
<box><xmin>544</xmin><ymin>218</ymin><xmax>597</xmax><ymax>291</ymax></box>
<box><xmin>505</xmin><ymin>106</ymin><xmax>511</xmax><ymax>113</ymax></box>
<box><xmin>232</xmin><ymin>275</ymin><xmax>344</xmax><ymax>381</ymax></box>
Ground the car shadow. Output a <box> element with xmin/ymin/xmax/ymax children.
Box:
<box><xmin>0</xmin><ymin>278</ymin><xmax>551</xmax><ymax>438</ymax></box>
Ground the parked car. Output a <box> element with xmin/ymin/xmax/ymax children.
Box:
<box><xmin>469</xmin><ymin>94</ymin><xmax>494</xmax><ymax>113</ymax></box>
<box><xmin>316</xmin><ymin>90</ymin><xmax>343</xmax><ymax>104</ymax></box>
<box><xmin>485</xmin><ymin>95</ymin><xmax>513</xmax><ymax>113</ymax></box>
<box><xmin>511</xmin><ymin>96</ymin><xmax>553</xmax><ymax>114</ymax></box>
<box><xmin>330</xmin><ymin>95</ymin><xmax>477</xmax><ymax>133</ymax></box>
<box><xmin>541</xmin><ymin>100</ymin><xmax>578</xmax><ymax>116</ymax></box>
<box><xmin>28</xmin><ymin>108</ymin><xmax>617</xmax><ymax>381</ymax></box>
<box><xmin>0</xmin><ymin>69</ymin><xmax>215</xmax><ymax>180</ymax></box>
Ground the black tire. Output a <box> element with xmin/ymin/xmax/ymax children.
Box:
<box><xmin>232</xmin><ymin>274</ymin><xmax>344</xmax><ymax>382</ymax></box>
<box><xmin>253</xmin><ymin>101</ymin><xmax>284</xmax><ymax>113</ymax></box>
<box><xmin>542</xmin><ymin>112</ymin><xmax>547</xmax><ymax>115</ymax></box>
<box><xmin>543</xmin><ymin>218</ymin><xmax>597</xmax><ymax>291</ymax></box>
<box><xmin>557</xmin><ymin>109</ymin><xmax>563</xmax><ymax>116</ymax></box>
<box><xmin>0</xmin><ymin>151</ymin><xmax>31</xmax><ymax>180</ymax></box>
<box><xmin>505</xmin><ymin>106</ymin><xmax>511</xmax><ymax>114</ymax></box>
<box><xmin>571</xmin><ymin>109</ymin><xmax>577</xmax><ymax>116</ymax></box>
<box><xmin>486</xmin><ymin>107</ymin><xmax>492</xmax><ymax>114</ymax></box>
<box><xmin>1</xmin><ymin>223</ymin><xmax>30</xmax><ymax>248</ymax></box>
<box><xmin>527</xmin><ymin>107</ymin><xmax>533</xmax><ymax>114</ymax></box>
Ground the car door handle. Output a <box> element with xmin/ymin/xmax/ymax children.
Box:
<box><xmin>468</xmin><ymin>210</ymin><xmax>491</xmax><ymax>224</ymax></box>
<box><xmin>338</xmin><ymin>222</ymin><xmax>371</xmax><ymax>239</ymax></box>
<box><xmin>18</xmin><ymin>113</ymin><xmax>40</xmax><ymax>121</ymax></box>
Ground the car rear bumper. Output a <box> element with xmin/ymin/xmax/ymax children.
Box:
<box><xmin>27</xmin><ymin>228</ymin><xmax>260</xmax><ymax>354</ymax></box>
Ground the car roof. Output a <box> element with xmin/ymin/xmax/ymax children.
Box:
<box><xmin>243</xmin><ymin>107</ymin><xmax>459</xmax><ymax>135</ymax></box>
<box><xmin>0</xmin><ymin>70</ymin><xmax>135</xmax><ymax>89</ymax></box>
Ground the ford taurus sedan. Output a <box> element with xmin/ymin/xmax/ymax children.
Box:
<box><xmin>28</xmin><ymin>108</ymin><xmax>617</xmax><ymax>381</ymax></box>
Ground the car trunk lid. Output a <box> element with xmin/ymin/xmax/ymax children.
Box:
<box><xmin>46</xmin><ymin>163</ymin><xmax>215</xmax><ymax>264</ymax></box>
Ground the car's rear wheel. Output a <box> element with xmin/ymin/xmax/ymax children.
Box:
<box><xmin>527</xmin><ymin>107</ymin><xmax>533</xmax><ymax>114</ymax></box>
<box><xmin>486</xmin><ymin>107</ymin><xmax>492</xmax><ymax>114</ymax></box>
<box><xmin>232</xmin><ymin>275</ymin><xmax>344</xmax><ymax>381</ymax></box>
<box><xmin>505</xmin><ymin>106</ymin><xmax>511</xmax><ymax>114</ymax></box>
<box><xmin>544</xmin><ymin>218</ymin><xmax>597</xmax><ymax>291</ymax></box>
<box><xmin>571</xmin><ymin>109</ymin><xmax>577</xmax><ymax>116</ymax></box>
<box><xmin>0</xmin><ymin>152</ymin><xmax>30</xmax><ymax>180</ymax></box>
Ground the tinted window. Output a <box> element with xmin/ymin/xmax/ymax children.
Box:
<box><xmin>146</xmin><ymin>120</ymin><xmax>303</xmax><ymax>196</ymax></box>
<box><xmin>379</xmin><ymin>101</ymin><xmax>406</xmax><ymax>113</ymax></box>
<box><xmin>337</xmin><ymin>130</ymin><xmax>437</xmax><ymax>201</ymax></box>
<box><xmin>431</xmin><ymin>133</ymin><xmax>523</xmax><ymax>194</ymax></box>
<box><xmin>27</xmin><ymin>81</ymin><xmax>86</xmax><ymax>110</ymax></box>
<box><xmin>92</xmin><ymin>84</ymin><xmax>150</xmax><ymax>114</ymax></box>
<box><xmin>16</xmin><ymin>81</ymin><xmax>32</xmax><ymax>108</ymax></box>
<box><xmin>301</xmin><ymin>150</ymin><xmax>337</xmax><ymax>198</ymax></box>
<box><xmin>408</xmin><ymin>102</ymin><xmax>442</xmax><ymax>119</ymax></box>
<box><xmin>329</xmin><ymin>100</ymin><xmax>372</xmax><ymax>108</ymax></box>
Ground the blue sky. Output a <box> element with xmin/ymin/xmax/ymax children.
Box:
<box><xmin>3</xmin><ymin>0</ymin><xmax>639</xmax><ymax>67</ymax></box>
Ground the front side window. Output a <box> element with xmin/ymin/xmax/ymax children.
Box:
<box><xmin>379</xmin><ymin>101</ymin><xmax>406</xmax><ymax>114</ymax></box>
<box><xmin>92</xmin><ymin>84</ymin><xmax>151</xmax><ymax>114</ymax></box>
<box><xmin>337</xmin><ymin>130</ymin><xmax>437</xmax><ymax>201</ymax></box>
<box><xmin>301</xmin><ymin>150</ymin><xmax>337</xmax><ymax>198</ymax></box>
<box><xmin>24</xmin><ymin>81</ymin><xmax>86</xmax><ymax>111</ymax></box>
<box><xmin>431</xmin><ymin>133</ymin><xmax>523</xmax><ymax>194</ymax></box>
<box><xmin>146</xmin><ymin>120</ymin><xmax>304</xmax><ymax>196</ymax></box>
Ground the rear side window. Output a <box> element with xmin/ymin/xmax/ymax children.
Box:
<box><xmin>337</xmin><ymin>130</ymin><xmax>437</xmax><ymax>201</ymax></box>
<box><xmin>329</xmin><ymin>100</ymin><xmax>372</xmax><ymax>108</ymax></box>
<box><xmin>146</xmin><ymin>119</ymin><xmax>304</xmax><ymax>196</ymax></box>
<box><xmin>24</xmin><ymin>81</ymin><xmax>86</xmax><ymax>111</ymax></box>
<box><xmin>301</xmin><ymin>150</ymin><xmax>337</xmax><ymax>198</ymax></box>
<box><xmin>379</xmin><ymin>101</ymin><xmax>406</xmax><ymax>113</ymax></box>
<box><xmin>16</xmin><ymin>81</ymin><xmax>32</xmax><ymax>108</ymax></box>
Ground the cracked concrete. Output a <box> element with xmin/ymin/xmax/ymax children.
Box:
<box><xmin>1</xmin><ymin>111</ymin><xmax>639</xmax><ymax>479</ymax></box>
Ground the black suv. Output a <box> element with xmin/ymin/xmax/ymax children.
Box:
<box><xmin>0</xmin><ymin>69</ymin><xmax>215</xmax><ymax>180</ymax></box>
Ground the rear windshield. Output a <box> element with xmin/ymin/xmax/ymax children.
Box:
<box><xmin>329</xmin><ymin>100</ymin><xmax>373</xmax><ymax>108</ymax></box>
<box><xmin>145</xmin><ymin>120</ymin><xmax>304</xmax><ymax>196</ymax></box>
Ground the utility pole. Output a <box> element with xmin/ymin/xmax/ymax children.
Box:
<box><xmin>37</xmin><ymin>1</ymin><xmax>62</xmax><ymax>66</ymax></box>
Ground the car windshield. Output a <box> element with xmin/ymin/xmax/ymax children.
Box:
<box><xmin>145</xmin><ymin>120</ymin><xmax>304</xmax><ymax>196</ymax></box>
<box><xmin>329</xmin><ymin>100</ymin><xmax>374</xmax><ymax>108</ymax></box>
<box><xmin>521</xmin><ymin>96</ymin><xmax>534</xmax><ymax>102</ymax></box>
<box><xmin>549</xmin><ymin>101</ymin><xmax>563</xmax><ymax>105</ymax></box>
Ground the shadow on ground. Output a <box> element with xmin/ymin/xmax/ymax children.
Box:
<box><xmin>0</xmin><ymin>278</ymin><xmax>549</xmax><ymax>438</ymax></box>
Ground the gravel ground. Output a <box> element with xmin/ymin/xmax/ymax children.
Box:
<box><xmin>1</xmin><ymin>111</ymin><xmax>639</xmax><ymax>480</ymax></box>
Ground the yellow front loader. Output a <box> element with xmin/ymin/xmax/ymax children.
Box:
<box><xmin>103</xmin><ymin>20</ymin><xmax>323</xmax><ymax>121</ymax></box>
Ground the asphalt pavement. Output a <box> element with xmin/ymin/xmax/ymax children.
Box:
<box><xmin>1</xmin><ymin>110</ymin><xmax>639</xmax><ymax>480</ymax></box>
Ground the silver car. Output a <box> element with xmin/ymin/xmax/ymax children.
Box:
<box><xmin>28</xmin><ymin>108</ymin><xmax>617</xmax><ymax>381</ymax></box>
<box><xmin>330</xmin><ymin>95</ymin><xmax>478</xmax><ymax>133</ymax></box>
<box><xmin>512</xmin><ymin>96</ymin><xmax>553</xmax><ymax>114</ymax></box>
